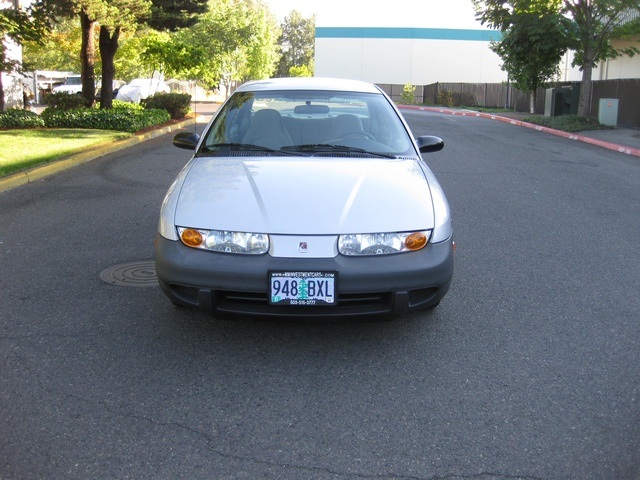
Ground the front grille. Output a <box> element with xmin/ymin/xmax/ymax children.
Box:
<box><xmin>167</xmin><ymin>284</ymin><xmax>438</xmax><ymax>317</ymax></box>
<box><xmin>214</xmin><ymin>290</ymin><xmax>394</xmax><ymax>317</ymax></box>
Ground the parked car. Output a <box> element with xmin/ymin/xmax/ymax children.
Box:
<box><xmin>115</xmin><ymin>78</ymin><xmax>170</xmax><ymax>103</ymax></box>
<box><xmin>52</xmin><ymin>74</ymin><xmax>82</xmax><ymax>95</ymax></box>
<box><xmin>155</xmin><ymin>77</ymin><xmax>454</xmax><ymax>318</ymax></box>
<box><xmin>52</xmin><ymin>75</ymin><xmax>123</xmax><ymax>99</ymax></box>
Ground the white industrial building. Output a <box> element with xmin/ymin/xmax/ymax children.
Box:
<box><xmin>313</xmin><ymin>0</ymin><xmax>638</xmax><ymax>86</ymax></box>
<box><xmin>314</xmin><ymin>25</ymin><xmax>509</xmax><ymax>85</ymax></box>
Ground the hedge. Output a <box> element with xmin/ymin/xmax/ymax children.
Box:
<box><xmin>0</xmin><ymin>109</ymin><xmax>46</xmax><ymax>128</ymax></box>
<box><xmin>142</xmin><ymin>93</ymin><xmax>191</xmax><ymax>119</ymax></box>
<box><xmin>41</xmin><ymin>106</ymin><xmax>170</xmax><ymax>133</ymax></box>
<box><xmin>46</xmin><ymin>92</ymin><xmax>86</xmax><ymax>110</ymax></box>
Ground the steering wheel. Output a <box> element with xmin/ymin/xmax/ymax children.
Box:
<box><xmin>336</xmin><ymin>131</ymin><xmax>376</xmax><ymax>141</ymax></box>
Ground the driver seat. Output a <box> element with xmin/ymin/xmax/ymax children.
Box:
<box><xmin>243</xmin><ymin>109</ymin><xmax>292</xmax><ymax>150</ymax></box>
<box><xmin>330</xmin><ymin>114</ymin><xmax>364</xmax><ymax>139</ymax></box>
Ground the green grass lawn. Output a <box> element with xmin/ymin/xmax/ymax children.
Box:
<box><xmin>0</xmin><ymin>129</ymin><xmax>131</xmax><ymax>177</ymax></box>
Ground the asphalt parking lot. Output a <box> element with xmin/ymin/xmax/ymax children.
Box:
<box><xmin>1</xmin><ymin>108</ymin><xmax>639</xmax><ymax>479</ymax></box>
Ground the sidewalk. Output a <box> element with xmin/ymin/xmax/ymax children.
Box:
<box><xmin>579</xmin><ymin>127</ymin><xmax>640</xmax><ymax>151</ymax></box>
<box><xmin>2</xmin><ymin>103</ymin><xmax>638</xmax><ymax>194</ymax></box>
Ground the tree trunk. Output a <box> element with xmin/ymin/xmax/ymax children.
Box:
<box><xmin>529</xmin><ymin>90</ymin><xmax>536</xmax><ymax>114</ymax></box>
<box><xmin>99</xmin><ymin>26</ymin><xmax>120</xmax><ymax>109</ymax></box>
<box><xmin>578</xmin><ymin>62</ymin><xmax>593</xmax><ymax>118</ymax></box>
<box><xmin>0</xmin><ymin>48</ymin><xmax>5</xmax><ymax>112</ymax></box>
<box><xmin>80</xmin><ymin>12</ymin><xmax>97</xmax><ymax>108</ymax></box>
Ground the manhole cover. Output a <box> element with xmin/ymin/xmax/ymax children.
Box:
<box><xmin>100</xmin><ymin>261</ymin><xmax>158</xmax><ymax>287</ymax></box>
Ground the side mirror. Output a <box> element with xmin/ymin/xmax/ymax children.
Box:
<box><xmin>416</xmin><ymin>135</ymin><xmax>444</xmax><ymax>153</ymax></box>
<box><xmin>173</xmin><ymin>132</ymin><xmax>200</xmax><ymax>151</ymax></box>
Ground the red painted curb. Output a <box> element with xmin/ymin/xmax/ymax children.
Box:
<box><xmin>399</xmin><ymin>105</ymin><xmax>640</xmax><ymax>158</ymax></box>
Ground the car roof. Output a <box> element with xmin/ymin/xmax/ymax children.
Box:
<box><xmin>235</xmin><ymin>77</ymin><xmax>382</xmax><ymax>94</ymax></box>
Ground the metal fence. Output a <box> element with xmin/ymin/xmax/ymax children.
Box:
<box><xmin>379</xmin><ymin>79</ymin><xmax>640</xmax><ymax>128</ymax></box>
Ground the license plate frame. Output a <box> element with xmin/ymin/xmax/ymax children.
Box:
<box><xmin>269</xmin><ymin>271</ymin><xmax>337</xmax><ymax>306</ymax></box>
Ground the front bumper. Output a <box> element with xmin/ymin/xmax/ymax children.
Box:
<box><xmin>155</xmin><ymin>234</ymin><xmax>454</xmax><ymax>318</ymax></box>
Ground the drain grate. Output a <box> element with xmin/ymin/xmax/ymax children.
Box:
<box><xmin>100</xmin><ymin>261</ymin><xmax>158</xmax><ymax>287</ymax></box>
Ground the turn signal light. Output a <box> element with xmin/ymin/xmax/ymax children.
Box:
<box><xmin>181</xmin><ymin>229</ymin><xmax>204</xmax><ymax>247</ymax></box>
<box><xmin>405</xmin><ymin>232</ymin><xmax>428</xmax><ymax>250</ymax></box>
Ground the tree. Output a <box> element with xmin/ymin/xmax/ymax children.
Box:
<box><xmin>148</xmin><ymin>0</ymin><xmax>209</xmax><ymax>31</ymax></box>
<box><xmin>563</xmin><ymin>0</ymin><xmax>640</xmax><ymax>116</ymax></box>
<box><xmin>484</xmin><ymin>2</ymin><xmax>571</xmax><ymax>112</ymax></box>
<box><xmin>25</xmin><ymin>0</ymin><xmax>279</xmax><ymax>103</ymax></box>
<box><xmin>275</xmin><ymin>10</ymin><xmax>315</xmax><ymax>77</ymax></box>
<box><xmin>137</xmin><ymin>0</ymin><xmax>210</xmax><ymax>88</ymax></box>
<box><xmin>474</xmin><ymin>0</ymin><xmax>640</xmax><ymax>117</ymax></box>
<box><xmin>97</xmin><ymin>0</ymin><xmax>152</xmax><ymax>108</ymax></box>
<box><xmin>23</xmin><ymin>17</ymin><xmax>82</xmax><ymax>73</ymax></box>
<box><xmin>38</xmin><ymin>0</ymin><xmax>100</xmax><ymax>107</ymax></box>
<box><xmin>113</xmin><ymin>29</ymin><xmax>162</xmax><ymax>80</ymax></box>
<box><xmin>154</xmin><ymin>0</ymin><xmax>278</xmax><ymax>93</ymax></box>
<box><xmin>242</xmin><ymin>2</ymin><xmax>280</xmax><ymax>81</ymax></box>
<box><xmin>39</xmin><ymin>0</ymin><xmax>150</xmax><ymax>108</ymax></box>
<box><xmin>139</xmin><ymin>29</ymin><xmax>207</xmax><ymax>80</ymax></box>
<box><xmin>79</xmin><ymin>6</ymin><xmax>98</xmax><ymax>107</ymax></box>
<box><xmin>23</xmin><ymin>22</ymin><xmax>177</xmax><ymax>82</ymax></box>
<box><xmin>0</xmin><ymin>1</ymin><xmax>49</xmax><ymax>110</ymax></box>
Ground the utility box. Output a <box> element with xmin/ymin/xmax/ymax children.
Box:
<box><xmin>545</xmin><ymin>88</ymin><xmax>564</xmax><ymax>116</ymax></box>
<box><xmin>598</xmin><ymin>99</ymin><xmax>619</xmax><ymax>127</ymax></box>
<box><xmin>563</xmin><ymin>85</ymin><xmax>580</xmax><ymax>115</ymax></box>
<box><xmin>545</xmin><ymin>86</ymin><xmax>581</xmax><ymax>116</ymax></box>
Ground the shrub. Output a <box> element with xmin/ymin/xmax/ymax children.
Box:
<box><xmin>457</xmin><ymin>92</ymin><xmax>477</xmax><ymax>107</ymax></box>
<box><xmin>437</xmin><ymin>89</ymin><xmax>454</xmax><ymax>108</ymax></box>
<box><xmin>401</xmin><ymin>83</ymin><xmax>416</xmax><ymax>105</ymax></box>
<box><xmin>522</xmin><ymin>114</ymin><xmax>607</xmax><ymax>133</ymax></box>
<box><xmin>142</xmin><ymin>92</ymin><xmax>191</xmax><ymax>119</ymax></box>
<box><xmin>41</xmin><ymin>106</ymin><xmax>170</xmax><ymax>133</ymax></box>
<box><xmin>46</xmin><ymin>91</ymin><xmax>86</xmax><ymax>110</ymax></box>
<box><xmin>0</xmin><ymin>108</ymin><xmax>45</xmax><ymax>128</ymax></box>
<box><xmin>111</xmin><ymin>100</ymin><xmax>145</xmax><ymax>113</ymax></box>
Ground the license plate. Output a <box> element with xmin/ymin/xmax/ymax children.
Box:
<box><xmin>269</xmin><ymin>271</ymin><xmax>336</xmax><ymax>306</ymax></box>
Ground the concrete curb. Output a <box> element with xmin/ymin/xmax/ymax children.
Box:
<box><xmin>0</xmin><ymin>117</ymin><xmax>196</xmax><ymax>194</ymax></box>
<box><xmin>399</xmin><ymin>105</ymin><xmax>640</xmax><ymax>159</ymax></box>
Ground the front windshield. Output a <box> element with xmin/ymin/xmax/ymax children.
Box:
<box><xmin>201</xmin><ymin>89</ymin><xmax>415</xmax><ymax>157</ymax></box>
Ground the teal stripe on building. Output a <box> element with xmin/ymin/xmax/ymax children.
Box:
<box><xmin>315</xmin><ymin>27</ymin><xmax>501</xmax><ymax>42</ymax></box>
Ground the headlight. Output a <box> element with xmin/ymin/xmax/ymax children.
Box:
<box><xmin>338</xmin><ymin>230</ymin><xmax>431</xmax><ymax>255</ymax></box>
<box><xmin>177</xmin><ymin>227</ymin><xmax>269</xmax><ymax>254</ymax></box>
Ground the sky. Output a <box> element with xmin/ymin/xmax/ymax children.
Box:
<box><xmin>265</xmin><ymin>0</ymin><xmax>315</xmax><ymax>20</ymax></box>
<box><xmin>265</xmin><ymin>0</ymin><xmax>481</xmax><ymax>29</ymax></box>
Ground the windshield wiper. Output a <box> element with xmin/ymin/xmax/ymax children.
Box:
<box><xmin>281</xmin><ymin>144</ymin><xmax>396</xmax><ymax>158</ymax></box>
<box><xmin>199</xmin><ymin>143</ymin><xmax>296</xmax><ymax>155</ymax></box>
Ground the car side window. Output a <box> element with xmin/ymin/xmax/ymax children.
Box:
<box><xmin>205</xmin><ymin>94</ymin><xmax>254</xmax><ymax>146</ymax></box>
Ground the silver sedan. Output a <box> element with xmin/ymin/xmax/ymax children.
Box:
<box><xmin>155</xmin><ymin>77</ymin><xmax>453</xmax><ymax>318</ymax></box>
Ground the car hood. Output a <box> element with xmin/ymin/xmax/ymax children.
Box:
<box><xmin>174</xmin><ymin>156</ymin><xmax>435</xmax><ymax>235</ymax></box>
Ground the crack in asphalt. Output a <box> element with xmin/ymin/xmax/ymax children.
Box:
<box><xmin>7</xmin><ymin>349</ymin><xmax>549</xmax><ymax>480</ymax></box>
